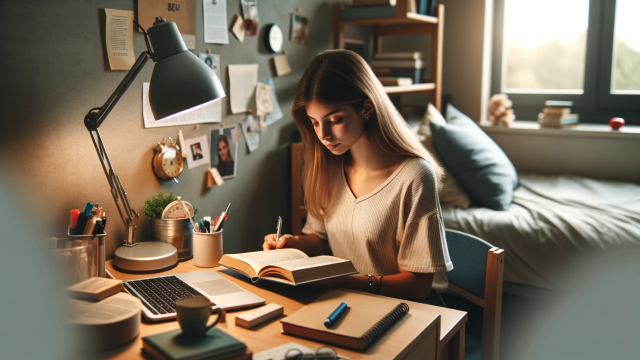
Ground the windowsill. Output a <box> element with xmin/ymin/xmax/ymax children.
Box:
<box><xmin>480</xmin><ymin>121</ymin><xmax>640</xmax><ymax>140</ymax></box>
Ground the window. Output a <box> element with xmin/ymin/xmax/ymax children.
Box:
<box><xmin>492</xmin><ymin>0</ymin><xmax>640</xmax><ymax>124</ymax></box>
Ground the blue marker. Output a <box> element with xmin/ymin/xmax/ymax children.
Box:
<box><xmin>83</xmin><ymin>202</ymin><xmax>94</xmax><ymax>217</ymax></box>
<box><xmin>324</xmin><ymin>302</ymin><xmax>348</xmax><ymax>328</ymax></box>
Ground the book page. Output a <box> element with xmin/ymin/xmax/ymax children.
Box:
<box><xmin>229</xmin><ymin>249</ymin><xmax>308</xmax><ymax>270</ymax></box>
<box><xmin>268</xmin><ymin>256</ymin><xmax>342</xmax><ymax>271</ymax></box>
<box><xmin>68</xmin><ymin>293</ymin><xmax>140</xmax><ymax>325</ymax></box>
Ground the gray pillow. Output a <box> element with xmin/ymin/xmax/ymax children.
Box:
<box><xmin>430</xmin><ymin>104</ymin><xmax>518</xmax><ymax>210</ymax></box>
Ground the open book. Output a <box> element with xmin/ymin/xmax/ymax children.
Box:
<box><xmin>218</xmin><ymin>249</ymin><xmax>358</xmax><ymax>285</ymax></box>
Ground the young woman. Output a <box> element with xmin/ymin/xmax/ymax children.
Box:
<box><xmin>216</xmin><ymin>135</ymin><xmax>235</xmax><ymax>177</ymax></box>
<box><xmin>262</xmin><ymin>50</ymin><xmax>452</xmax><ymax>301</ymax></box>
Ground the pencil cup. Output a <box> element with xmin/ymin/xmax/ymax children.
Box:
<box><xmin>192</xmin><ymin>230</ymin><xmax>223</xmax><ymax>268</ymax></box>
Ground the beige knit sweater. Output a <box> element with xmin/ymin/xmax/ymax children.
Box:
<box><xmin>303</xmin><ymin>157</ymin><xmax>453</xmax><ymax>283</ymax></box>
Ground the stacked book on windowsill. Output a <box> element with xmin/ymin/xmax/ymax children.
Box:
<box><xmin>538</xmin><ymin>101</ymin><xmax>579</xmax><ymax>128</ymax></box>
<box><xmin>341</xmin><ymin>0</ymin><xmax>436</xmax><ymax>21</ymax></box>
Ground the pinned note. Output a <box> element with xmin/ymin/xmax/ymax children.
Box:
<box><xmin>231</xmin><ymin>14</ymin><xmax>245</xmax><ymax>43</ymax></box>
<box><xmin>273</xmin><ymin>51</ymin><xmax>292</xmax><ymax>76</ymax></box>
<box><xmin>105</xmin><ymin>9</ymin><xmax>135</xmax><ymax>70</ymax></box>
<box><xmin>228</xmin><ymin>64</ymin><xmax>258</xmax><ymax>114</ymax></box>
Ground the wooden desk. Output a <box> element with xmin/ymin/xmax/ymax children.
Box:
<box><xmin>98</xmin><ymin>260</ymin><xmax>466</xmax><ymax>360</ymax></box>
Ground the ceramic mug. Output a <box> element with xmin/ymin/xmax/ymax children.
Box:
<box><xmin>175</xmin><ymin>296</ymin><xmax>222</xmax><ymax>337</ymax></box>
<box><xmin>192</xmin><ymin>230</ymin><xmax>223</xmax><ymax>267</ymax></box>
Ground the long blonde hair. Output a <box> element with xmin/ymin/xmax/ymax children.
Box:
<box><xmin>292</xmin><ymin>50</ymin><xmax>443</xmax><ymax>219</ymax></box>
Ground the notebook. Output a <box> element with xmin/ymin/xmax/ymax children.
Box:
<box><xmin>280</xmin><ymin>290</ymin><xmax>410</xmax><ymax>351</ymax></box>
<box><xmin>142</xmin><ymin>327</ymin><xmax>248</xmax><ymax>360</ymax></box>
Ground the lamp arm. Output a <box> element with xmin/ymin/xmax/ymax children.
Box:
<box><xmin>83</xmin><ymin>50</ymin><xmax>152</xmax><ymax>247</ymax></box>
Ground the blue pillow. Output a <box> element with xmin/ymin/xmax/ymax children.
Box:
<box><xmin>430</xmin><ymin>104</ymin><xmax>518</xmax><ymax>210</ymax></box>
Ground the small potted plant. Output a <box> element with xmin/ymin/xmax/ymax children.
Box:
<box><xmin>142</xmin><ymin>191</ymin><xmax>195</xmax><ymax>260</ymax></box>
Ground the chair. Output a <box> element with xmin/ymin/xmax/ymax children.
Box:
<box><xmin>445</xmin><ymin>229</ymin><xmax>504</xmax><ymax>360</ymax></box>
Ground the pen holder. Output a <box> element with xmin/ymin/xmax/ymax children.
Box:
<box><xmin>49</xmin><ymin>228</ymin><xmax>107</xmax><ymax>285</ymax></box>
<box><xmin>192</xmin><ymin>230</ymin><xmax>223</xmax><ymax>268</ymax></box>
<box><xmin>150</xmin><ymin>218</ymin><xmax>194</xmax><ymax>261</ymax></box>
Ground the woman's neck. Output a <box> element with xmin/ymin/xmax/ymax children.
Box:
<box><xmin>346</xmin><ymin>133</ymin><xmax>404</xmax><ymax>171</ymax></box>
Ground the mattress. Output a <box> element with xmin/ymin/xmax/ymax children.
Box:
<box><xmin>441</xmin><ymin>174</ymin><xmax>640</xmax><ymax>289</ymax></box>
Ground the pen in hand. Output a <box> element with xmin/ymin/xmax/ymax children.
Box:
<box><xmin>275</xmin><ymin>216</ymin><xmax>282</xmax><ymax>249</ymax></box>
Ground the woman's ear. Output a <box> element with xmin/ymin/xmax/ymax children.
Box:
<box><xmin>362</xmin><ymin>99</ymin><xmax>374</xmax><ymax>119</ymax></box>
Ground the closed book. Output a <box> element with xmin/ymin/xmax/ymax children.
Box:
<box><xmin>378</xmin><ymin>77</ymin><xmax>413</xmax><ymax>86</ymax></box>
<box><xmin>341</xmin><ymin>5</ymin><xmax>396</xmax><ymax>20</ymax></box>
<box><xmin>281</xmin><ymin>290</ymin><xmax>410</xmax><ymax>351</ymax></box>
<box><xmin>544</xmin><ymin>100</ymin><xmax>573</xmax><ymax>108</ymax></box>
<box><xmin>537</xmin><ymin>113</ymin><xmax>579</xmax><ymax>123</ymax></box>
<box><xmin>352</xmin><ymin>0</ymin><xmax>396</xmax><ymax>5</ymax></box>
<box><xmin>66</xmin><ymin>277</ymin><xmax>124</xmax><ymax>302</ymax></box>
<box><xmin>543</xmin><ymin>107</ymin><xmax>571</xmax><ymax>116</ymax></box>
<box><xmin>370</xmin><ymin>59</ymin><xmax>426</xmax><ymax>69</ymax></box>
<box><xmin>374</xmin><ymin>52</ymin><xmax>425</xmax><ymax>60</ymax></box>
<box><xmin>142</xmin><ymin>328</ymin><xmax>247</xmax><ymax>360</ymax></box>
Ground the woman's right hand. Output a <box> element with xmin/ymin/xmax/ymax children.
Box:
<box><xmin>262</xmin><ymin>234</ymin><xmax>298</xmax><ymax>251</ymax></box>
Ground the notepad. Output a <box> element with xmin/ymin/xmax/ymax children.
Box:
<box><xmin>280</xmin><ymin>290</ymin><xmax>410</xmax><ymax>351</ymax></box>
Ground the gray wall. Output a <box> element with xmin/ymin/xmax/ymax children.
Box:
<box><xmin>0</xmin><ymin>0</ymin><xmax>344</xmax><ymax>259</ymax></box>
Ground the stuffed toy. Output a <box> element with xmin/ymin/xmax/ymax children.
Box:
<box><xmin>489</xmin><ymin>93</ymin><xmax>515</xmax><ymax>127</ymax></box>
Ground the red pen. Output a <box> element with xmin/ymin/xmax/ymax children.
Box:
<box><xmin>214</xmin><ymin>203</ymin><xmax>231</xmax><ymax>231</ymax></box>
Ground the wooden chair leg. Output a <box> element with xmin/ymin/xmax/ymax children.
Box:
<box><xmin>482</xmin><ymin>248</ymin><xmax>504</xmax><ymax>360</ymax></box>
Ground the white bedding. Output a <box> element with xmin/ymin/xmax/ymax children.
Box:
<box><xmin>441</xmin><ymin>174</ymin><xmax>640</xmax><ymax>289</ymax></box>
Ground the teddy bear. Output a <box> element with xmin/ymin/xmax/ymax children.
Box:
<box><xmin>489</xmin><ymin>93</ymin><xmax>515</xmax><ymax>127</ymax></box>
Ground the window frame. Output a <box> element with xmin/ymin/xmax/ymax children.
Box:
<box><xmin>491</xmin><ymin>0</ymin><xmax>640</xmax><ymax>125</ymax></box>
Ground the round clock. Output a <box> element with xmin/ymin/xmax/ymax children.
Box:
<box><xmin>152</xmin><ymin>137</ymin><xmax>184</xmax><ymax>183</ymax></box>
<box><xmin>161</xmin><ymin>196</ymin><xmax>195</xmax><ymax>220</ymax></box>
<box><xmin>264</xmin><ymin>24</ymin><xmax>283</xmax><ymax>53</ymax></box>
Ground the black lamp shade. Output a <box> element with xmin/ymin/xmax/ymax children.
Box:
<box><xmin>147</xmin><ymin>21</ymin><xmax>225</xmax><ymax>121</ymax></box>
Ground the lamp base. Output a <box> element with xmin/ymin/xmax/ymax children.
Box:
<box><xmin>113</xmin><ymin>242</ymin><xmax>178</xmax><ymax>273</ymax></box>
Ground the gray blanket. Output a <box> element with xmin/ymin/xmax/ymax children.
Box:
<box><xmin>441</xmin><ymin>174</ymin><xmax>640</xmax><ymax>289</ymax></box>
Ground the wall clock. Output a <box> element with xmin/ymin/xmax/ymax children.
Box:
<box><xmin>152</xmin><ymin>137</ymin><xmax>184</xmax><ymax>183</ymax></box>
<box><xmin>264</xmin><ymin>24</ymin><xmax>284</xmax><ymax>53</ymax></box>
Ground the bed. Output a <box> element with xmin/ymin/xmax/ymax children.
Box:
<box><xmin>441</xmin><ymin>173</ymin><xmax>640</xmax><ymax>290</ymax></box>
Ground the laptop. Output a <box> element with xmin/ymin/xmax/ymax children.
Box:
<box><xmin>122</xmin><ymin>270</ymin><xmax>265</xmax><ymax>321</ymax></box>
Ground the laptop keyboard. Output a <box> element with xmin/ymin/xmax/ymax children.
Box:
<box><xmin>123</xmin><ymin>276</ymin><xmax>207</xmax><ymax>315</ymax></box>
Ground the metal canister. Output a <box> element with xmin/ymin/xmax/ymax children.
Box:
<box><xmin>149</xmin><ymin>218</ymin><xmax>193</xmax><ymax>261</ymax></box>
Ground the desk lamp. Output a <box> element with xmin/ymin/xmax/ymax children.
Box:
<box><xmin>84</xmin><ymin>17</ymin><xmax>225</xmax><ymax>272</ymax></box>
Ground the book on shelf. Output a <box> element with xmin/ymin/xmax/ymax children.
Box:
<box><xmin>538</xmin><ymin>113</ymin><xmax>579</xmax><ymax>128</ymax></box>
<box><xmin>352</xmin><ymin>0</ymin><xmax>397</xmax><ymax>6</ymax></box>
<box><xmin>370</xmin><ymin>59</ymin><xmax>426</xmax><ymax>68</ymax></box>
<box><xmin>341</xmin><ymin>5</ymin><xmax>396</xmax><ymax>20</ymax></box>
<box><xmin>374</xmin><ymin>52</ymin><xmax>425</xmax><ymax>60</ymax></box>
<box><xmin>281</xmin><ymin>290</ymin><xmax>411</xmax><ymax>351</ymax></box>
<box><xmin>142</xmin><ymin>327</ymin><xmax>249</xmax><ymax>360</ymax></box>
<box><xmin>218</xmin><ymin>249</ymin><xmax>358</xmax><ymax>286</ymax></box>
<box><xmin>378</xmin><ymin>77</ymin><xmax>413</xmax><ymax>86</ymax></box>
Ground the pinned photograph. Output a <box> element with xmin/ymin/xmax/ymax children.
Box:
<box><xmin>260</xmin><ymin>78</ymin><xmax>283</xmax><ymax>127</ymax></box>
<box><xmin>210</xmin><ymin>126</ymin><xmax>238</xmax><ymax>179</ymax></box>
<box><xmin>184</xmin><ymin>134</ymin><xmax>211</xmax><ymax>169</ymax></box>
<box><xmin>241</xmin><ymin>0</ymin><xmax>259</xmax><ymax>36</ymax></box>
<box><xmin>291</xmin><ymin>14</ymin><xmax>309</xmax><ymax>45</ymax></box>
<box><xmin>241</xmin><ymin>114</ymin><xmax>261</xmax><ymax>152</ymax></box>
<box><xmin>198</xmin><ymin>53</ymin><xmax>221</xmax><ymax>78</ymax></box>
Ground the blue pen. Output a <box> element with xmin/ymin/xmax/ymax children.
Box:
<box><xmin>324</xmin><ymin>302</ymin><xmax>348</xmax><ymax>328</ymax></box>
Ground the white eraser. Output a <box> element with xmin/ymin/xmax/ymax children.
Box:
<box><xmin>235</xmin><ymin>303</ymin><xmax>284</xmax><ymax>329</ymax></box>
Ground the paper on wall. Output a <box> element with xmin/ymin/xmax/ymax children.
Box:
<box><xmin>105</xmin><ymin>9</ymin><xmax>135</xmax><ymax>70</ymax></box>
<box><xmin>273</xmin><ymin>51</ymin><xmax>292</xmax><ymax>76</ymax></box>
<box><xmin>231</xmin><ymin>14</ymin><xmax>246</xmax><ymax>43</ymax></box>
<box><xmin>142</xmin><ymin>82</ymin><xmax>222</xmax><ymax>128</ymax></box>
<box><xmin>183</xmin><ymin>134</ymin><xmax>211</xmax><ymax>169</ymax></box>
<box><xmin>228</xmin><ymin>64</ymin><xmax>258</xmax><ymax>114</ymax></box>
<box><xmin>261</xmin><ymin>78</ymin><xmax>283</xmax><ymax>127</ymax></box>
<box><xmin>137</xmin><ymin>0</ymin><xmax>196</xmax><ymax>36</ymax></box>
<box><xmin>203</xmin><ymin>0</ymin><xmax>229</xmax><ymax>44</ymax></box>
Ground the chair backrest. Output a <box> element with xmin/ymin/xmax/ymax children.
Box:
<box><xmin>445</xmin><ymin>229</ymin><xmax>504</xmax><ymax>360</ymax></box>
<box><xmin>445</xmin><ymin>229</ymin><xmax>493</xmax><ymax>300</ymax></box>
